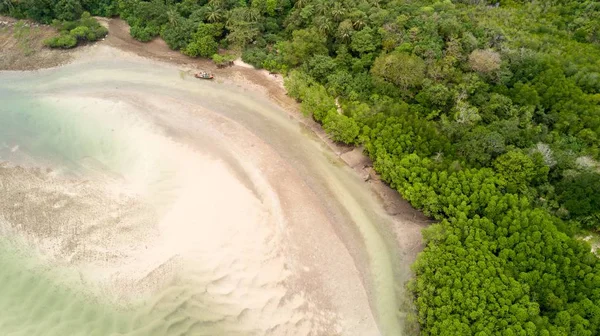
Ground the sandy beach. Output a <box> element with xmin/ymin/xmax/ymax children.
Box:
<box><xmin>0</xmin><ymin>18</ymin><xmax>428</xmax><ymax>336</ymax></box>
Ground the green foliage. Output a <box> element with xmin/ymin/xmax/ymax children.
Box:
<box><xmin>323</xmin><ymin>111</ymin><xmax>360</xmax><ymax>144</ymax></box>
<box><xmin>184</xmin><ymin>36</ymin><xmax>218</xmax><ymax>58</ymax></box>
<box><xmin>305</xmin><ymin>55</ymin><xmax>336</xmax><ymax>82</ymax></box>
<box><xmin>350</xmin><ymin>26</ymin><xmax>379</xmax><ymax>54</ymax></box>
<box><xmin>458</xmin><ymin>126</ymin><xmax>506</xmax><ymax>166</ymax></box>
<box><xmin>224</xmin><ymin>6</ymin><xmax>261</xmax><ymax>49</ymax></box>
<box><xmin>53</xmin><ymin>0</ymin><xmax>83</xmax><ymax>21</ymax></box>
<box><xmin>241</xmin><ymin>47</ymin><xmax>268</xmax><ymax>68</ymax></box>
<box><xmin>557</xmin><ymin>172</ymin><xmax>600</xmax><ymax>227</ymax></box>
<box><xmin>493</xmin><ymin>150</ymin><xmax>546</xmax><ymax>192</ymax></box>
<box><xmin>300</xmin><ymin>84</ymin><xmax>336</xmax><ymax>121</ymax></box>
<box><xmin>129</xmin><ymin>24</ymin><xmax>158</xmax><ymax>42</ymax></box>
<box><xmin>183</xmin><ymin>23</ymin><xmax>222</xmax><ymax>57</ymax></box>
<box><xmin>284</xmin><ymin>70</ymin><xmax>314</xmax><ymax>100</ymax></box>
<box><xmin>69</xmin><ymin>25</ymin><xmax>90</xmax><ymax>40</ymax></box>
<box><xmin>119</xmin><ymin>0</ymin><xmax>168</xmax><ymax>42</ymax></box>
<box><xmin>44</xmin><ymin>33</ymin><xmax>77</xmax><ymax>48</ymax></box>
<box><xmin>416</xmin><ymin>83</ymin><xmax>453</xmax><ymax>110</ymax></box>
<box><xmin>211</xmin><ymin>53</ymin><xmax>236</xmax><ymax>66</ymax></box>
<box><xmin>81</xmin><ymin>0</ymin><xmax>116</xmax><ymax>17</ymax></box>
<box><xmin>371</xmin><ymin>52</ymin><xmax>426</xmax><ymax>90</ymax></box>
<box><xmin>160</xmin><ymin>16</ymin><xmax>195</xmax><ymax>50</ymax></box>
<box><xmin>3</xmin><ymin>0</ymin><xmax>107</xmax><ymax>48</ymax></box>
<box><xmin>44</xmin><ymin>11</ymin><xmax>107</xmax><ymax>48</ymax></box>
<box><xmin>280</xmin><ymin>28</ymin><xmax>328</xmax><ymax>66</ymax></box>
<box><xmin>22</xmin><ymin>0</ymin><xmax>56</xmax><ymax>24</ymax></box>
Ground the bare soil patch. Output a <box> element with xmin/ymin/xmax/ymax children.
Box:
<box><xmin>0</xmin><ymin>16</ymin><xmax>74</xmax><ymax>70</ymax></box>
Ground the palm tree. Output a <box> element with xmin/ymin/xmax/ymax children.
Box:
<box><xmin>314</xmin><ymin>1</ymin><xmax>329</xmax><ymax>17</ymax></box>
<box><xmin>208</xmin><ymin>0</ymin><xmax>226</xmax><ymax>9</ymax></box>
<box><xmin>347</xmin><ymin>9</ymin><xmax>367</xmax><ymax>30</ymax></box>
<box><xmin>226</xmin><ymin>7</ymin><xmax>258</xmax><ymax>26</ymax></box>
<box><xmin>226</xmin><ymin>22</ymin><xmax>259</xmax><ymax>49</ymax></box>
<box><xmin>337</xmin><ymin>19</ymin><xmax>354</xmax><ymax>42</ymax></box>
<box><xmin>369</xmin><ymin>0</ymin><xmax>381</xmax><ymax>9</ymax></box>
<box><xmin>246</xmin><ymin>8</ymin><xmax>261</xmax><ymax>22</ymax></box>
<box><xmin>294</xmin><ymin>0</ymin><xmax>308</xmax><ymax>9</ymax></box>
<box><xmin>313</xmin><ymin>16</ymin><xmax>332</xmax><ymax>35</ymax></box>
<box><xmin>331</xmin><ymin>2</ymin><xmax>346</xmax><ymax>22</ymax></box>
<box><xmin>205</xmin><ymin>5</ymin><xmax>223</xmax><ymax>23</ymax></box>
<box><xmin>351</xmin><ymin>14</ymin><xmax>365</xmax><ymax>30</ymax></box>
<box><xmin>166</xmin><ymin>8</ymin><xmax>180</xmax><ymax>27</ymax></box>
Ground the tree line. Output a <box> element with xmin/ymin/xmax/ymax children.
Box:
<box><xmin>2</xmin><ymin>0</ymin><xmax>600</xmax><ymax>334</ymax></box>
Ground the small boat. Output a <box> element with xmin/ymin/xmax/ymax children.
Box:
<box><xmin>195</xmin><ymin>72</ymin><xmax>214</xmax><ymax>80</ymax></box>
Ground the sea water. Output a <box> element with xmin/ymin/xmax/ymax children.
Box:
<box><xmin>0</xmin><ymin>90</ymin><xmax>177</xmax><ymax>335</ymax></box>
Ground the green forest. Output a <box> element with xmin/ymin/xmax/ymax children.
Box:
<box><xmin>2</xmin><ymin>0</ymin><xmax>600</xmax><ymax>334</ymax></box>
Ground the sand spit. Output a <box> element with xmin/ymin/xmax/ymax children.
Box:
<box><xmin>0</xmin><ymin>86</ymin><xmax>372</xmax><ymax>335</ymax></box>
<box><xmin>0</xmin><ymin>32</ymin><xmax>426</xmax><ymax>334</ymax></box>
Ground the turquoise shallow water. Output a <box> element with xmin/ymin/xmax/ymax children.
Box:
<box><xmin>0</xmin><ymin>91</ymin><xmax>183</xmax><ymax>336</ymax></box>
<box><xmin>0</xmin><ymin>93</ymin><xmax>116</xmax><ymax>171</ymax></box>
<box><xmin>0</xmin><ymin>73</ymin><xmax>249</xmax><ymax>335</ymax></box>
<box><xmin>0</xmin><ymin>90</ymin><xmax>279</xmax><ymax>336</ymax></box>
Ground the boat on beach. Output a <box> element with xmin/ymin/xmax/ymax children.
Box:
<box><xmin>195</xmin><ymin>72</ymin><xmax>214</xmax><ymax>80</ymax></box>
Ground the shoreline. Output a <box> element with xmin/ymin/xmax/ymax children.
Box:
<box><xmin>0</xmin><ymin>16</ymin><xmax>429</xmax><ymax>223</ymax></box>
<box><xmin>0</xmin><ymin>16</ymin><xmax>428</xmax><ymax>224</ymax></box>
<box><xmin>0</xmin><ymin>16</ymin><xmax>430</xmax><ymax>335</ymax></box>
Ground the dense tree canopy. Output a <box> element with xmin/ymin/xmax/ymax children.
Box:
<box><xmin>2</xmin><ymin>0</ymin><xmax>600</xmax><ymax>334</ymax></box>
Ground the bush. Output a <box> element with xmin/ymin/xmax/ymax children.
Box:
<box><xmin>129</xmin><ymin>24</ymin><xmax>159</xmax><ymax>42</ymax></box>
<box><xmin>211</xmin><ymin>53</ymin><xmax>236</xmax><ymax>67</ymax></box>
<box><xmin>44</xmin><ymin>34</ymin><xmax>77</xmax><ymax>48</ymax></box>
<box><xmin>54</xmin><ymin>0</ymin><xmax>83</xmax><ymax>22</ymax></box>
<box><xmin>81</xmin><ymin>0</ymin><xmax>116</xmax><ymax>17</ymax></box>
<box><xmin>160</xmin><ymin>18</ymin><xmax>195</xmax><ymax>50</ymax></box>
<box><xmin>323</xmin><ymin>111</ymin><xmax>361</xmax><ymax>144</ymax></box>
<box><xmin>183</xmin><ymin>36</ymin><xmax>218</xmax><ymax>58</ymax></box>
<box><xmin>241</xmin><ymin>48</ymin><xmax>268</xmax><ymax>68</ymax></box>
<box><xmin>45</xmin><ymin>12</ymin><xmax>107</xmax><ymax>49</ymax></box>
<box><xmin>69</xmin><ymin>25</ymin><xmax>90</xmax><ymax>40</ymax></box>
<box><xmin>88</xmin><ymin>25</ymin><xmax>108</xmax><ymax>40</ymax></box>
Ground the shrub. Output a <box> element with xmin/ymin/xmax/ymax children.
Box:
<box><xmin>44</xmin><ymin>34</ymin><xmax>77</xmax><ymax>48</ymax></box>
<box><xmin>129</xmin><ymin>24</ymin><xmax>158</xmax><ymax>42</ymax></box>
<box><xmin>323</xmin><ymin>111</ymin><xmax>361</xmax><ymax>144</ymax></box>
<box><xmin>183</xmin><ymin>36</ymin><xmax>218</xmax><ymax>58</ymax></box>
<box><xmin>70</xmin><ymin>25</ymin><xmax>90</xmax><ymax>40</ymax></box>
<box><xmin>45</xmin><ymin>12</ymin><xmax>107</xmax><ymax>49</ymax></box>
<box><xmin>211</xmin><ymin>53</ymin><xmax>236</xmax><ymax>67</ymax></box>
<box><xmin>241</xmin><ymin>48</ymin><xmax>268</xmax><ymax>68</ymax></box>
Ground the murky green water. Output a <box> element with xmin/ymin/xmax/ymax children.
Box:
<box><xmin>0</xmin><ymin>54</ymin><xmax>420</xmax><ymax>335</ymax></box>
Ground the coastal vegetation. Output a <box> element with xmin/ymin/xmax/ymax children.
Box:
<box><xmin>2</xmin><ymin>0</ymin><xmax>600</xmax><ymax>334</ymax></box>
<box><xmin>1</xmin><ymin>0</ymin><xmax>107</xmax><ymax>48</ymax></box>
<box><xmin>44</xmin><ymin>12</ymin><xmax>108</xmax><ymax>48</ymax></box>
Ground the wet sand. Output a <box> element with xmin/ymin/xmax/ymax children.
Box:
<box><xmin>0</xmin><ymin>18</ymin><xmax>429</xmax><ymax>336</ymax></box>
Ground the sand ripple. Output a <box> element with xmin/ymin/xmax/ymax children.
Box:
<box><xmin>0</xmin><ymin>122</ymin><xmax>334</xmax><ymax>335</ymax></box>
